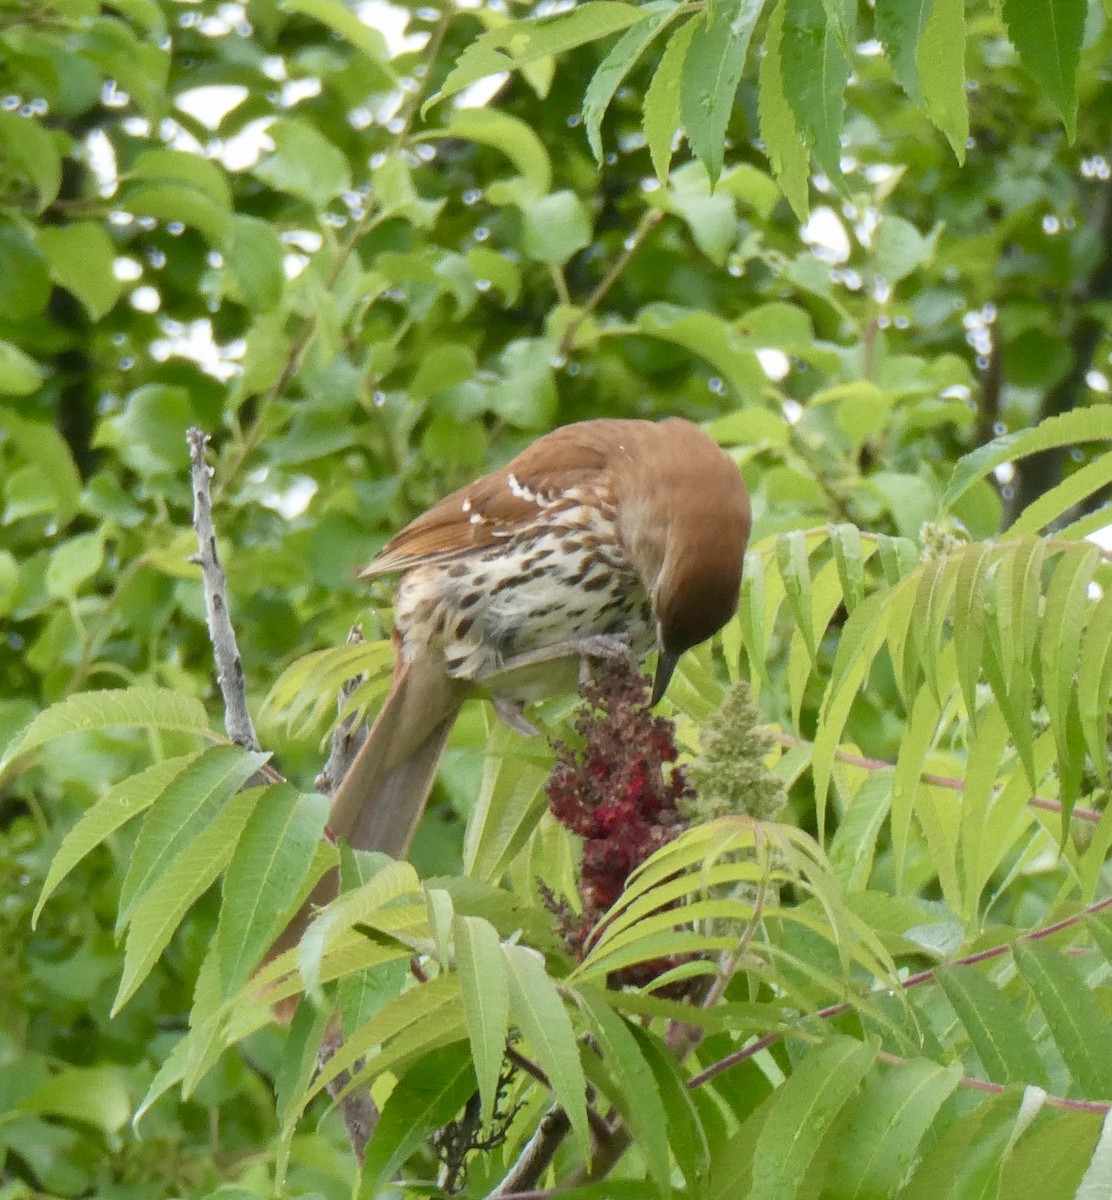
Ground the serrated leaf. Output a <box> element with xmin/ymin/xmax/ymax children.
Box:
<box><xmin>630</xmin><ymin>1023</ymin><xmax>710</xmax><ymax>1187</ymax></box>
<box><xmin>944</xmin><ymin>408</ymin><xmax>1112</xmax><ymax>512</ymax></box>
<box><xmin>644</xmin><ymin>17</ymin><xmax>699</xmax><ymax>181</ymax></box>
<box><xmin>917</xmin><ymin>0</ymin><xmax>968</xmax><ymax>161</ymax></box>
<box><xmin>577</xmin><ymin>987</ymin><xmax>672</xmax><ymax>1192</ymax></box>
<box><xmin>1078</xmin><ymin>587</ymin><xmax>1112</xmax><ymax>787</ymax></box>
<box><xmin>274</xmin><ymin>998</ymin><xmax>332</xmax><ymax>1131</ymax></box>
<box><xmin>830</xmin><ymin>523</ymin><xmax>866</xmax><ymax>612</ymax></box>
<box><xmin>681</xmin><ymin>0</ymin><xmax>765</xmax><ymax>184</ymax></box>
<box><xmin>781</xmin><ymin>0</ymin><xmax>849</xmax><ymax>181</ymax></box>
<box><xmin>455</xmin><ymin>915</ymin><xmax>509</xmax><ymax>1124</ymax></box>
<box><xmin>114</xmin><ymin>786</ymin><xmax>260</xmax><ymax>1013</ymax></box>
<box><xmin>34</xmin><ymin>752</ymin><xmax>203</xmax><ymax>925</ymax></box>
<box><xmin>362</xmin><ymin>1044</ymin><xmax>477</xmax><ymax>1195</ymax></box>
<box><xmin>427</xmin><ymin>3</ymin><xmax>647</xmax><ymax>111</ymax></box>
<box><xmin>958</xmin><ymin>705</ymin><xmax>1010</xmax><ymax>918</ymax></box>
<box><xmin>935</xmin><ymin>964</ymin><xmax>1047</xmax><ymax>1086</ymax></box>
<box><xmin>215</xmin><ymin>786</ymin><xmax>329</xmax><ymax>996</ymax></box>
<box><xmin>1013</xmin><ymin>940</ymin><xmax>1112</xmax><ymax>1099</ymax></box>
<box><xmin>826</xmin><ymin>1057</ymin><xmax>962</xmax><ymax>1198</ymax></box>
<box><xmin>953</xmin><ymin>541</ymin><xmax>992</xmax><ymax>722</ymax></box>
<box><xmin>3</xmin><ymin>686</ymin><xmax>212</xmax><ymax>769</ymax></box>
<box><xmin>892</xmin><ymin>685</ymin><xmax>941</xmax><ymax>887</ymax></box>
<box><xmin>708</xmin><ymin>1036</ymin><xmax>877</xmax><ymax>1198</ymax></box>
<box><xmin>875</xmin><ymin>0</ymin><xmax>932</xmax><ymax>101</ymax></box>
<box><xmin>776</xmin><ymin>529</ymin><xmax>816</xmax><ymax>659</ymax></box>
<box><xmin>1011</xmin><ymin>453</ymin><xmax>1112</xmax><ymax>535</ymax></box>
<box><xmin>463</xmin><ymin>718</ymin><xmax>552</xmax><ymax>882</ymax></box>
<box><xmin>584</xmin><ymin>1</ymin><xmax>679</xmax><ymax>162</ymax></box>
<box><xmin>1001</xmin><ymin>0</ymin><xmax>1084</xmax><ymax>139</ymax></box>
<box><xmin>504</xmin><ymin>944</ymin><xmax>591</xmax><ymax>1159</ymax></box>
<box><xmin>119</xmin><ymin>746</ymin><xmax>269</xmax><ymax>927</ymax></box>
<box><xmin>758</xmin><ymin>0</ymin><xmax>809</xmax><ymax>217</ymax></box>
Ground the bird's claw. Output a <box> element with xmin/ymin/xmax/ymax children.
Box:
<box><xmin>493</xmin><ymin>695</ymin><xmax>542</xmax><ymax>737</ymax></box>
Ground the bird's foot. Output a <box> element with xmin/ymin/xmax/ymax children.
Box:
<box><xmin>492</xmin><ymin>695</ymin><xmax>542</xmax><ymax>738</ymax></box>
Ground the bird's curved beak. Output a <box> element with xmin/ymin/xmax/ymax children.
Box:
<box><xmin>651</xmin><ymin>649</ymin><xmax>679</xmax><ymax>705</ymax></box>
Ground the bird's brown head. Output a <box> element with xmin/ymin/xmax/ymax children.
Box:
<box><xmin>613</xmin><ymin>419</ymin><xmax>752</xmax><ymax>702</ymax></box>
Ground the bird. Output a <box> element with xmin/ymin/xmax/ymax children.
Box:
<box><xmin>266</xmin><ymin>417</ymin><xmax>750</xmax><ymax>979</ymax></box>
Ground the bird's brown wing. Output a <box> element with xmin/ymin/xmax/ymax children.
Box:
<box><xmin>360</xmin><ymin>421</ymin><xmax>630</xmax><ymax>577</ymax></box>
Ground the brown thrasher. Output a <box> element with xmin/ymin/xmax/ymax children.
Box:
<box><xmin>269</xmin><ymin>417</ymin><xmax>749</xmax><ymax>975</ymax></box>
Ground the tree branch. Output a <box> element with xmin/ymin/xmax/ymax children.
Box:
<box><xmin>187</xmin><ymin>427</ymin><xmax>262</xmax><ymax>754</ymax></box>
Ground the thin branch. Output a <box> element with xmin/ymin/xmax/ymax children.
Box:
<box><xmin>187</xmin><ymin>427</ymin><xmax>262</xmax><ymax>754</ymax></box>
<box><xmin>486</xmin><ymin>1108</ymin><xmax>570</xmax><ymax>1198</ymax></box>
<box><xmin>687</xmin><ymin>893</ymin><xmax>1112</xmax><ymax>1097</ymax></box>
<box><xmin>769</xmin><ymin>729</ymin><xmax>1105</xmax><ymax>826</ymax></box>
<box><xmin>556</xmin><ymin>208</ymin><xmax>664</xmax><ymax>358</ymax></box>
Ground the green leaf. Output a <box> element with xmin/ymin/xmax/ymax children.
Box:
<box><xmin>875</xmin><ymin>0</ymin><xmax>932</xmax><ymax>101</ymax></box>
<box><xmin>121</xmin><ymin>182</ymin><xmax>231</xmax><ymax>245</ymax></box>
<box><xmin>281</xmin><ymin>0</ymin><xmax>396</xmax><ymax>86</ymax></box>
<box><xmin>36</xmin><ymin>223</ymin><xmax>122</xmax><ymax>319</ymax></box>
<box><xmin>362</xmin><ymin>1044</ymin><xmax>477</xmax><ymax>1195</ymax></box>
<box><xmin>438</xmin><ymin>108</ymin><xmax>552</xmax><ymax>198</ymax></box>
<box><xmin>1001</xmin><ymin>0</ymin><xmax>1085</xmax><ymax>139</ymax></box>
<box><xmin>780</xmin><ymin>0</ymin><xmax>849</xmax><ymax>181</ymax></box>
<box><xmin>309</xmin><ymin>972</ymin><xmax>465</xmax><ymax>1111</ymax></box>
<box><xmin>34</xmin><ymin>751</ymin><xmax>205</xmax><ymax>926</ymax></box>
<box><xmin>631</xmin><ymin>1024</ymin><xmax>710</xmax><ymax>1187</ymax></box>
<box><xmin>2</xmin><ymin>687</ymin><xmax>212</xmax><ymax>770</ymax></box>
<box><xmin>224</xmin><ymin>215</ymin><xmax>284</xmax><ymax>312</ymax></box>
<box><xmin>825</xmin><ymin>1057</ymin><xmax>962</xmax><ymax>1198</ymax></box>
<box><xmin>584</xmin><ymin>1</ymin><xmax>680</xmax><ymax>162</ymax></box>
<box><xmin>935</xmin><ymin>964</ymin><xmax>1047</xmax><ymax>1086</ymax></box>
<box><xmin>757</xmin><ymin>0</ymin><xmax>809</xmax><ymax>217</ymax></box>
<box><xmin>0</xmin><ymin>224</ymin><xmax>50</xmax><ymax>320</ymax></box>
<box><xmin>1013</xmin><ymin>940</ymin><xmax>1112</xmax><ymax>1099</ymax></box>
<box><xmin>119</xmin><ymin>746</ymin><xmax>269</xmax><ymax>926</ymax></box>
<box><xmin>94</xmin><ymin>384</ymin><xmax>194</xmax><ymax>476</ymax></box>
<box><xmin>114</xmin><ymin>786</ymin><xmax>260</xmax><ymax>1013</ymax></box>
<box><xmin>215</xmin><ymin>786</ymin><xmax>329</xmax><ymax>996</ymax></box>
<box><xmin>708</xmin><ymin>1036</ymin><xmax>877</xmax><ymax>1198</ymax></box>
<box><xmin>0</xmin><ymin>340</ymin><xmax>44</xmax><ymax>395</ymax></box>
<box><xmin>463</xmin><ymin>719</ymin><xmax>551</xmax><ymax>882</ymax></box>
<box><xmin>873</xmin><ymin>215</ymin><xmax>940</xmax><ymax>282</ymax></box>
<box><xmin>428</xmin><ymin>3</ymin><xmax>647</xmax><ymax>111</ymax></box>
<box><xmin>503</xmin><ymin>943</ymin><xmax>591</xmax><ymax>1159</ymax></box>
<box><xmin>830</xmin><ymin>523</ymin><xmax>866</xmax><ymax>612</ymax></box>
<box><xmin>637</xmin><ymin>304</ymin><xmax>766</xmax><ymax>399</ymax></box>
<box><xmin>45</xmin><ymin>529</ymin><xmax>105</xmax><ymax>599</ymax></box>
<box><xmin>131</xmin><ymin>147</ymin><xmax>233</xmax><ymax>210</ymax></box>
<box><xmin>643</xmin><ymin>16</ymin><xmax>697</xmax><ymax>181</ymax></box>
<box><xmin>454</xmin><ymin>915</ymin><xmax>509</xmax><ymax>1124</ymax></box>
<box><xmin>681</xmin><ymin>0</ymin><xmax>764</xmax><ymax>185</ymax></box>
<box><xmin>0</xmin><ymin>110</ymin><xmax>62</xmax><ymax>210</ymax></box>
<box><xmin>521</xmin><ymin>190</ymin><xmax>592</xmax><ymax>265</ymax></box>
<box><xmin>577</xmin><ymin>987</ymin><xmax>672</xmax><ymax>1192</ymax></box>
<box><xmin>254</xmin><ymin>119</ymin><xmax>352</xmax><ymax>206</ymax></box>
<box><xmin>1009</xmin><ymin>452</ymin><xmax>1112</xmax><ymax>535</ymax></box>
<box><xmin>916</xmin><ymin>0</ymin><xmax>968</xmax><ymax>161</ymax></box>
<box><xmin>1078</xmin><ymin>587</ymin><xmax>1112</xmax><ymax>787</ymax></box>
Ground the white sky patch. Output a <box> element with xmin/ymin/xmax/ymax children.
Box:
<box><xmin>113</xmin><ymin>257</ymin><xmax>142</xmax><ymax>281</ymax></box>
<box><xmin>993</xmin><ymin>462</ymin><xmax>1015</xmax><ymax>484</ymax></box>
<box><xmin>176</xmin><ymin>84</ymin><xmax>248</xmax><ymax>129</ymax></box>
<box><xmin>782</xmin><ymin>399</ymin><xmax>803</xmax><ymax>425</ymax></box>
<box><xmin>130</xmin><ymin>286</ymin><xmax>161</xmax><ymax>313</ymax></box>
<box><xmin>454</xmin><ymin>73</ymin><xmax>509</xmax><ymax>109</ymax></box>
<box><xmin>802</xmin><ymin>205</ymin><xmax>850</xmax><ymax>263</ymax></box>
<box><xmin>263</xmin><ymin>476</ymin><xmax>318</xmax><ymax>519</ymax></box>
<box><xmin>218</xmin><ymin>117</ymin><xmax>275</xmax><ymax>170</ymax></box>
<box><xmin>356</xmin><ymin>0</ymin><xmax>427</xmax><ymax>54</ymax></box>
<box><xmin>86</xmin><ymin>128</ymin><xmax>118</xmax><ymax>197</ymax></box>
<box><xmin>757</xmin><ymin>349</ymin><xmax>790</xmax><ymax>381</ymax></box>
<box><xmin>149</xmin><ymin>318</ymin><xmax>244</xmax><ymax>382</ymax></box>
<box><xmin>1087</xmin><ymin>370</ymin><xmax>1110</xmax><ymax>393</ymax></box>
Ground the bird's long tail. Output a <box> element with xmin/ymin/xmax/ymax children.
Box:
<box><xmin>266</xmin><ymin>652</ymin><xmax>466</xmax><ymax>992</ymax></box>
